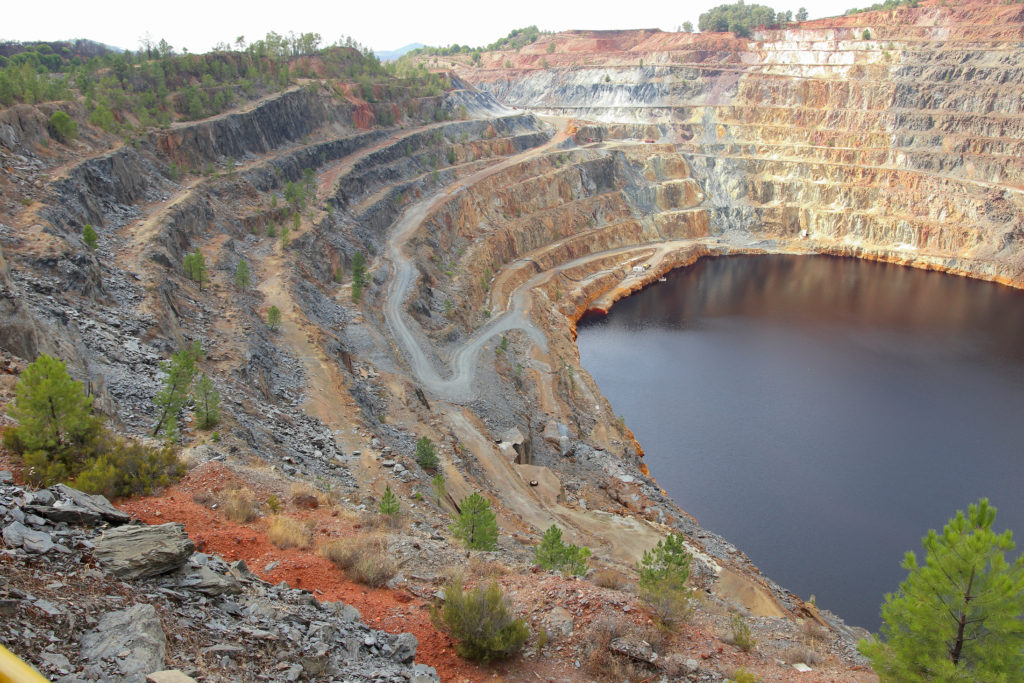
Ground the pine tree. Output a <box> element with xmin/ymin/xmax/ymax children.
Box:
<box><xmin>82</xmin><ymin>224</ymin><xmax>98</xmax><ymax>250</ymax></box>
<box><xmin>6</xmin><ymin>354</ymin><xmax>101</xmax><ymax>454</ymax></box>
<box><xmin>351</xmin><ymin>252</ymin><xmax>368</xmax><ymax>302</ymax></box>
<box><xmin>152</xmin><ymin>342</ymin><xmax>203</xmax><ymax>438</ymax></box>
<box><xmin>415</xmin><ymin>436</ymin><xmax>438</xmax><ymax>469</ymax></box>
<box><xmin>184</xmin><ymin>248</ymin><xmax>207</xmax><ymax>290</ymax></box>
<box><xmin>267</xmin><ymin>305</ymin><xmax>281</xmax><ymax>330</ymax></box>
<box><xmin>193</xmin><ymin>373</ymin><xmax>220</xmax><ymax>429</ymax></box>
<box><xmin>534</xmin><ymin>525</ymin><xmax>591</xmax><ymax>576</ymax></box>
<box><xmin>379</xmin><ymin>484</ymin><xmax>400</xmax><ymax>516</ymax></box>
<box><xmin>234</xmin><ymin>259</ymin><xmax>251</xmax><ymax>290</ymax></box>
<box><xmin>638</xmin><ymin>533</ymin><xmax>693</xmax><ymax>629</ymax></box>
<box><xmin>639</xmin><ymin>533</ymin><xmax>692</xmax><ymax>590</ymax></box>
<box><xmin>452</xmin><ymin>492</ymin><xmax>498</xmax><ymax>550</ymax></box>
<box><xmin>860</xmin><ymin>499</ymin><xmax>1024</xmax><ymax>682</ymax></box>
<box><xmin>431</xmin><ymin>473</ymin><xmax>447</xmax><ymax>504</ymax></box>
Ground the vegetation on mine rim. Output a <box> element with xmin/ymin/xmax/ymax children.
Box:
<box><xmin>0</xmin><ymin>31</ymin><xmax>450</xmax><ymax>131</ymax></box>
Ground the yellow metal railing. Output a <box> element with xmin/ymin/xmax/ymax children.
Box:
<box><xmin>0</xmin><ymin>644</ymin><xmax>49</xmax><ymax>683</ymax></box>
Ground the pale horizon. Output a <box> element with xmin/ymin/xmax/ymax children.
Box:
<box><xmin>5</xmin><ymin>0</ymin><xmax>859</xmax><ymax>55</ymax></box>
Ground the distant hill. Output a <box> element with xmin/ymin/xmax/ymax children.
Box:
<box><xmin>374</xmin><ymin>43</ymin><xmax>424</xmax><ymax>62</ymax></box>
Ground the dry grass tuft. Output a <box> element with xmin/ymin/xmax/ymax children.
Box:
<box><xmin>468</xmin><ymin>556</ymin><xmax>508</xmax><ymax>578</ymax></box>
<box><xmin>782</xmin><ymin>644</ymin><xmax>823</xmax><ymax>666</ymax></box>
<box><xmin>801</xmin><ymin>619</ymin><xmax>830</xmax><ymax>643</ymax></box>
<box><xmin>592</xmin><ymin>568</ymin><xmax>627</xmax><ymax>590</ymax></box>
<box><xmin>267</xmin><ymin>515</ymin><xmax>314</xmax><ymax>549</ymax></box>
<box><xmin>192</xmin><ymin>490</ymin><xmax>217</xmax><ymax>507</ymax></box>
<box><xmin>220</xmin><ymin>488</ymin><xmax>258</xmax><ymax>523</ymax></box>
<box><xmin>359</xmin><ymin>509</ymin><xmax>405</xmax><ymax>531</ymax></box>
<box><xmin>320</xmin><ymin>534</ymin><xmax>397</xmax><ymax>587</ymax></box>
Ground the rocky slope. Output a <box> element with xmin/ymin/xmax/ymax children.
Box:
<box><xmin>5</xmin><ymin>2</ymin><xmax>1022</xmax><ymax>680</ymax></box>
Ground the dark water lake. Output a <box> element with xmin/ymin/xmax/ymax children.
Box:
<box><xmin>576</xmin><ymin>255</ymin><xmax>1024</xmax><ymax>630</ymax></box>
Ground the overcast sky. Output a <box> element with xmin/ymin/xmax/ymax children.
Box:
<box><xmin>5</xmin><ymin>0</ymin><xmax>857</xmax><ymax>54</ymax></box>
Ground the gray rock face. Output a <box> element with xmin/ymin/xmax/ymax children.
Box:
<box><xmin>94</xmin><ymin>523</ymin><xmax>194</xmax><ymax>579</ymax></box>
<box><xmin>50</xmin><ymin>484</ymin><xmax>131</xmax><ymax>525</ymax></box>
<box><xmin>610</xmin><ymin>636</ymin><xmax>658</xmax><ymax>664</ymax></box>
<box><xmin>81</xmin><ymin>603</ymin><xmax>167</xmax><ymax>683</ymax></box>
<box><xmin>3</xmin><ymin>520</ymin><xmax>54</xmax><ymax>553</ymax></box>
<box><xmin>23</xmin><ymin>502</ymin><xmax>103</xmax><ymax>526</ymax></box>
<box><xmin>2</xmin><ymin>520</ymin><xmax>29</xmax><ymax>547</ymax></box>
<box><xmin>391</xmin><ymin>632</ymin><xmax>418</xmax><ymax>663</ymax></box>
<box><xmin>176</xmin><ymin>566</ymin><xmax>242</xmax><ymax>596</ymax></box>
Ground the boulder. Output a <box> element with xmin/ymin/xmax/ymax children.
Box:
<box><xmin>390</xmin><ymin>632</ymin><xmax>418</xmax><ymax>663</ymax></box>
<box><xmin>546</xmin><ymin>606</ymin><xmax>575</xmax><ymax>638</ymax></box>
<box><xmin>50</xmin><ymin>484</ymin><xmax>130</xmax><ymax>525</ymax></box>
<box><xmin>610</xmin><ymin>636</ymin><xmax>658</xmax><ymax>664</ymax></box>
<box><xmin>95</xmin><ymin>523</ymin><xmax>195</xmax><ymax>579</ymax></box>
<box><xmin>147</xmin><ymin>672</ymin><xmax>198</xmax><ymax>683</ymax></box>
<box><xmin>23</xmin><ymin>502</ymin><xmax>104</xmax><ymax>526</ymax></box>
<box><xmin>81</xmin><ymin>603</ymin><xmax>167</xmax><ymax>683</ymax></box>
<box><xmin>177</xmin><ymin>566</ymin><xmax>242</xmax><ymax>596</ymax></box>
<box><xmin>2</xmin><ymin>520</ymin><xmax>54</xmax><ymax>553</ymax></box>
<box><xmin>2</xmin><ymin>520</ymin><xmax>28</xmax><ymax>547</ymax></box>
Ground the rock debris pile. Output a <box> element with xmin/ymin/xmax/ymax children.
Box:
<box><xmin>0</xmin><ymin>473</ymin><xmax>438</xmax><ymax>682</ymax></box>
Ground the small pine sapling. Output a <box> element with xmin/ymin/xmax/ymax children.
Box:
<box><xmin>452</xmin><ymin>492</ymin><xmax>498</xmax><ymax>550</ymax></box>
<box><xmin>379</xmin><ymin>484</ymin><xmax>400</xmax><ymax>516</ymax></box>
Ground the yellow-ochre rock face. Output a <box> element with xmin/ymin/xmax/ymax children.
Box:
<box><xmin>455</xmin><ymin>4</ymin><xmax>1024</xmax><ymax>287</ymax></box>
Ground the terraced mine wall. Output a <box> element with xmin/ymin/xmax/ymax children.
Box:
<box><xmin>459</xmin><ymin>3</ymin><xmax>1024</xmax><ymax>288</ymax></box>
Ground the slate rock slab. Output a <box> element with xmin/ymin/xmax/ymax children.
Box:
<box><xmin>23</xmin><ymin>502</ymin><xmax>103</xmax><ymax>526</ymax></box>
<box><xmin>3</xmin><ymin>520</ymin><xmax>54</xmax><ymax>553</ymax></box>
<box><xmin>94</xmin><ymin>523</ymin><xmax>195</xmax><ymax>579</ymax></box>
<box><xmin>50</xmin><ymin>484</ymin><xmax>130</xmax><ymax>525</ymax></box>
<box><xmin>81</xmin><ymin>603</ymin><xmax>167</xmax><ymax>683</ymax></box>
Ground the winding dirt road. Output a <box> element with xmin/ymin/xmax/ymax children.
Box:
<box><xmin>383</xmin><ymin>122</ymin><xmax>569</xmax><ymax>402</ymax></box>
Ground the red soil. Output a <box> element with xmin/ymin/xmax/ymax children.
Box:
<box><xmin>116</xmin><ymin>462</ymin><xmax>545</xmax><ymax>682</ymax></box>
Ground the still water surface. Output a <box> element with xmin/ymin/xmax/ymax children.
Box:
<box><xmin>576</xmin><ymin>255</ymin><xmax>1024</xmax><ymax>630</ymax></box>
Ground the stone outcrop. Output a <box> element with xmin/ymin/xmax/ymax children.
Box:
<box><xmin>0</xmin><ymin>476</ymin><xmax>439</xmax><ymax>682</ymax></box>
<box><xmin>94</xmin><ymin>523</ymin><xmax>196</xmax><ymax>579</ymax></box>
<box><xmin>80</xmin><ymin>604</ymin><xmax>168</xmax><ymax>683</ymax></box>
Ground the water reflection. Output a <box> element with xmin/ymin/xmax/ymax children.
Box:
<box><xmin>576</xmin><ymin>255</ymin><xmax>1024</xmax><ymax>630</ymax></box>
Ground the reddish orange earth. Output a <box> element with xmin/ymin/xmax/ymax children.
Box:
<box><xmin>117</xmin><ymin>462</ymin><xmax>563</xmax><ymax>682</ymax></box>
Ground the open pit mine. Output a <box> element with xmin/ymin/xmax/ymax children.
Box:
<box><xmin>2</xmin><ymin>1</ymin><xmax>1023</xmax><ymax>681</ymax></box>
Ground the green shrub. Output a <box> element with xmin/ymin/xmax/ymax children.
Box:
<box><xmin>452</xmin><ymin>492</ymin><xmax>498</xmax><ymax>550</ymax></box>
<box><xmin>432</xmin><ymin>580</ymin><xmax>529</xmax><ymax>662</ymax></box>
<box><xmin>733</xmin><ymin>668</ymin><xmax>760</xmax><ymax>683</ymax></box>
<box><xmin>415</xmin><ymin>436</ymin><xmax>439</xmax><ymax>469</ymax></box>
<box><xmin>534</xmin><ymin>525</ymin><xmax>591</xmax><ymax>576</ymax></box>
<box><xmin>731</xmin><ymin>614</ymin><xmax>756</xmax><ymax>652</ymax></box>
<box><xmin>71</xmin><ymin>435</ymin><xmax>184</xmax><ymax>498</ymax></box>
